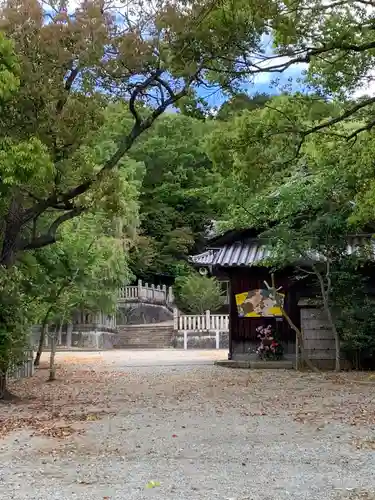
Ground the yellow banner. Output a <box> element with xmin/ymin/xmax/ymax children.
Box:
<box><xmin>235</xmin><ymin>289</ymin><xmax>284</xmax><ymax>318</ymax></box>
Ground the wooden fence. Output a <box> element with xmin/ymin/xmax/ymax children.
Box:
<box><xmin>118</xmin><ymin>280</ymin><xmax>174</xmax><ymax>305</ymax></box>
<box><xmin>7</xmin><ymin>349</ymin><xmax>34</xmax><ymax>380</ymax></box>
<box><xmin>173</xmin><ymin>309</ymin><xmax>229</xmax><ymax>349</ymax></box>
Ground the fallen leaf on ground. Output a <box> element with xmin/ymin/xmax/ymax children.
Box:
<box><xmin>146</xmin><ymin>481</ymin><xmax>161</xmax><ymax>489</ymax></box>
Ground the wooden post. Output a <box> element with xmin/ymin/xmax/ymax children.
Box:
<box><xmin>183</xmin><ymin>330</ymin><xmax>188</xmax><ymax>350</ymax></box>
<box><xmin>138</xmin><ymin>279</ymin><xmax>142</xmax><ymax>299</ymax></box>
<box><xmin>173</xmin><ymin>308</ymin><xmax>178</xmax><ymax>331</ymax></box>
<box><xmin>295</xmin><ymin>332</ymin><xmax>300</xmax><ymax>370</ymax></box>
<box><xmin>205</xmin><ymin>310</ymin><xmax>211</xmax><ymax>331</ymax></box>
<box><xmin>228</xmin><ymin>280</ymin><xmax>233</xmax><ymax>360</ymax></box>
<box><xmin>216</xmin><ymin>331</ymin><xmax>220</xmax><ymax>349</ymax></box>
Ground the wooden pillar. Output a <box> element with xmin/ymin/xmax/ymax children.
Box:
<box><xmin>228</xmin><ymin>278</ymin><xmax>233</xmax><ymax>360</ymax></box>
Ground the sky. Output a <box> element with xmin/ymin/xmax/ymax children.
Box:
<box><xmin>61</xmin><ymin>0</ymin><xmax>374</xmax><ymax>108</ymax></box>
<box><xmin>198</xmin><ymin>61</ymin><xmax>308</xmax><ymax>109</ymax></box>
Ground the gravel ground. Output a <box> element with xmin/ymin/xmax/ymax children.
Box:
<box><xmin>1</xmin><ymin>351</ymin><xmax>375</xmax><ymax>500</ymax></box>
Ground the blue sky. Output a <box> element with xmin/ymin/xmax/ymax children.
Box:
<box><xmin>198</xmin><ymin>32</ymin><xmax>309</xmax><ymax>108</ymax></box>
<box><xmin>199</xmin><ymin>65</ymin><xmax>307</xmax><ymax>109</ymax></box>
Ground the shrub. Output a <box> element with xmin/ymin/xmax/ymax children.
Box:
<box><xmin>175</xmin><ymin>274</ymin><xmax>224</xmax><ymax>314</ymax></box>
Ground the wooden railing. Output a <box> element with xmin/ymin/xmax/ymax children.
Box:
<box><xmin>118</xmin><ymin>280</ymin><xmax>174</xmax><ymax>305</ymax></box>
<box><xmin>173</xmin><ymin>309</ymin><xmax>229</xmax><ymax>349</ymax></box>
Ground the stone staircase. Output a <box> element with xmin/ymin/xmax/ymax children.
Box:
<box><xmin>114</xmin><ymin>321</ymin><xmax>174</xmax><ymax>349</ymax></box>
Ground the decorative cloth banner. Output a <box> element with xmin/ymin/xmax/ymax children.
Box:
<box><xmin>235</xmin><ymin>288</ymin><xmax>284</xmax><ymax>318</ymax></box>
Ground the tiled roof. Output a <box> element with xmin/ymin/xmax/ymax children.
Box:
<box><xmin>190</xmin><ymin>239</ymin><xmax>271</xmax><ymax>267</ymax></box>
<box><xmin>190</xmin><ymin>236</ymin><xmax>375</xmax><ymax>268</ymax></box>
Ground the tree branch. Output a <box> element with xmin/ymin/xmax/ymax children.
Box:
<box><xmin>128</xmin><ymin>69</ymin><xmax>163</xmax><ymax>125</ymax></box>
<box><xmin>46</xmin><ymin>77</ymin><xmax>195</xmax><ymax>207</ymax></box>
<box><xmin>20</xmin><ymin>206</ymin><xmax>86</xmax><ymax>251</ymax></box>
<box><xmin>346</xmin><ymin>118</ymin><xmax>375</xmax><ymax>140</ymax></box>
<box><xmin>301</xmin><ymin>97</ymin><xmax>375</xmax><ymax>138</ymax></box>
<box><xmin>56</xmin><ymin>66</ymin><xmax>80</xmax><ymax>115</ymax></box>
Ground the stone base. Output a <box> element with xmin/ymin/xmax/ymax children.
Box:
<box><xmin>172</xmin><ymin>331</ymin><xmax>229</xmax><ymax>349</ymax></box>
<box><xmin>70</xmin><ymin>330</ymin><xmax>117</xmax><ymax>349</ymax></box>
<box><xmin>215</xmin><ymin>359</ymin><xmax>294</xmax><ymax>370</ymax></box>
<box><xmin>299</xmin><ymin>359</ymin><xmax>352</xmax><ymax>371</ymax></box>
<box><xmin>32</xmin><ymin>326</ymin><xmax>117</xmax><ymax>350</ymax></box>
<box><xmin>117</xmin><ymin>302</ymin><xmax>173</xmax><ymax>325</ymax></box>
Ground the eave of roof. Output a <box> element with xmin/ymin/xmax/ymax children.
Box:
<box><xmin>190</xmin><ymin>235</ymin><xmax>375</xmax><ymax>268</ymax></box>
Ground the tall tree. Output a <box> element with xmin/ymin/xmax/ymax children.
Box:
<box><xmin>128</xmin><ymin>113</ymin><xmax>219</xmax><ymax>281</ymax></box>
<box><xmin>0</xmin><ymin>0</ymin><xmax>277</xmax><ymax>267</ymax></box>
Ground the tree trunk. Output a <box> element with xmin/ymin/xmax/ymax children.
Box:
<box><xmin>0</xmin><ymin>368</ymin><xmax>17</xmax><ymax>401</ymax></box>
<box><xmin>0</xmin><ymin>370</ymin><xmax>7</xmax><ymax>400</ymax></box>
<box><xmin>34</xmin><ymin>308</ymin><xmax>52</xmax><ymax>367</ymax></box>
<box><xmin>323</xmin><ymin>300</ymin><xmax>340</xmax><ymax>371</ymax></box>
<box><xmin>314</xmin><ymin>266</ymin><xmax>341</xmax><ymax>372</ymax></box>
<box><xmin>49</xmin><ymin>320</ymin><xmax>63</xmax><ymax>382</ymax></box>
<box><xmin>280</xmin><ymin>305</ymin><xmax>320</xmax><ymax>373</ymax></box>
<box><xmin>0</xmin><ymin>196</ymin><xmax>23</xmax><ymax>267</ymax></box>
<box><xmin>48</xmin><ymin>333</ymin><xmax>57</xmax><ymax>382</ymax></box>
<box><xmin>266</xmin><ymin>274</ymin><xmax>320</xmax><ymax>373</ymax></box>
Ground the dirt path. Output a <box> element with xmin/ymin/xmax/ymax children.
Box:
<box><xmin>1</xmin><ymin>351</ymin><xmax>375</xmax><ymax>500</ymax></box>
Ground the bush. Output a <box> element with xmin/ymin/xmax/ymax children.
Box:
<box><xmin>331</xmin><ymin>260</ymin><xmax>375</xmax><ymax>369</ymax></box>
<box><xmin>175</xmin><ymin>274</ymin><xmax>224</xmax><ymax>314</ymax></box>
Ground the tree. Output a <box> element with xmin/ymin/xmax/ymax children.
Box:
<box><xmin>0</xmin><ymin>266</ymin><xmax>37</xmax><ymax>398</ymax></box>
<box><xmin>127</xmin><ymin>113</ymin><xmax>219</xmax><ymax>281</ymax></box>
<box><xmin>0</xmin><ymin>32</ymin><xmax>37</xmax><ymax>398</ymax></box>
<box><xmin>175</xmin><ymin>274</ymin><xmax>224</xmax><ymax>314</ymax></box>
<box><xmin>0</xmin><ymin>0</ymin><xmax>282</xmax><ymax>398</ymax></box>
<box><xmin>0</xmin><ymin>0</ymin><xmax>277</xmax><ymax>267</ymax></box>
<box><xmin>207</xmin><ymin>94</ymin><xmax>375</xmax><ymax>370</ymax></box>
<box><xmin>216</xmin><ymin>92</ymin><xmax>271</xmax><ymax>120</ymax></box>
<box><xmin>330</xmin><ymin>259</ymin><xmax>375</xmax><ymax>370</ymax></box>
<box><xmin>26</xmin><ymin>212</ymin><xmax>131</xmax><ymax>371</ymax></box>
<box><xmin>221</xmin><ymin>0</ymin><xmax>375</xmax><ymax>140</ymax></box>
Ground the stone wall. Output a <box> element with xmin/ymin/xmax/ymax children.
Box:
<box><xmin>299</xmin><ymin>300</ymin><xmax>350</xmax><ymax>370</ymax></box>
<box><xmin>172</xmin><ymin>331</ymin><xmax>229</xmax><ymax>349</ymax></box>
<box><xmin>117</xmin><ymin>302</ymin><xmax>173</xmax><ymax>325</ymax></box>
<box><xmin>31</xmin><ymin>323</ymin><xmax>118</xmax><ymax>350</ymax></box>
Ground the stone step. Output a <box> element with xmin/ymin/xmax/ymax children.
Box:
<box><xmin>117</xmin><ymin>322</ymin><xmax>173</xmax><ymax>329</ymax></box>
<box><xmin>117</xmin><ymin>336</ymin><xmax>172</xmax><ymax>340</ymax></box>
<box><xmin>115</xmin><ymin>323</ymin><xmax>174</xmax><ymax>348</ymax></box>
<box><xmin>117</xmin><ymin>340</ymin><xmax>173</xmax><ymax>344</ymax></box>
<box><xmin>118</xmin><ymin>326</ymin><xmax>173</xmax><ymax>329</ymax></box>
<box><xmin>115</xmin><ymin>344</ymin><xmax>173</xmax><ymax>349</ymax></box>
<box><xmin>117</xmin><ymin>331</ymin><xmax>174</xmax><ymax>336</ymax></box>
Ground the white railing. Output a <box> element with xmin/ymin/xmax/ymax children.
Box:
<box><xmin>173</xmin><ymin>309</ymin><xmax>229</xmax><ymax>349</ymax></box>
<box><xmin>118</xmin><ymin>280</ymin><xmax>174</xmax><ymax>305</ymax></box>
